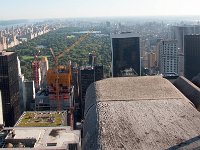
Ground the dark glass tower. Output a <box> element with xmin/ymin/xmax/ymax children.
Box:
<box><xmin>0</xmin><ymin>51</ymin><xmax>20</xmax><ymax>126</ymax></box>
<box><xmin>79</xmin><ymin>65</ymin><xmax>103</xmax><ymax>118</ymax></box>
<box><xmin>111</xmin><ymin>33</ymin><xmax>140</xmax><ymax>77</ymax></box>
<box><xmin>184</xmin><ymin>35</ymin><xmax>200</xmax><ymax>80</ymax></box>
<box><xmin>171</xmin><ymin>25</ymin><xmax>200</xmax><ymax>75</ymax></box>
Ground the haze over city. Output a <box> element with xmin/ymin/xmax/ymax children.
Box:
<box><xmin>1</xmin><ymin>0</ymin><xmax>200</xmax><ymax>20</ymax></box>
<box><xmin>1</xmin><ymin>0</ymin><xmax>200</xmax><ymax>149</ymax></box>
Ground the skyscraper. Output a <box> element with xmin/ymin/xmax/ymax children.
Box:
<box><xmin>159</xmin><ymin>40</ymin><xmax>178</xmax><ymax>75</ymax></box>
<box><xmin>184</xmin><ymin>35</ymin><xmax>200</xmax><ymax>80</ymax></box>
<box><xmin>40</xmin><ymin>56</ymin><xmax>49</xmax><ymax>89</ymax></box>
<box><xmin>0</xmin><ymin>51</ymin><xmax>20</xmax><ymax>126</ymax></box>
<box><xmin>0</xmin><ymin>90</ymin><xmax>3</xmax><ymax>126</ymax></box>
<box><xmin>32</xmin><ymin>55</ymin><xmax>41</xmax><ymax>92</ymax></box>
<box><xmin>171</xmin><ymin>25</ymin><xmax>200</xmax><ymax>75</ymax></box>
<box><xmin>17</xmin><ymin>57</ymin><xmax>25</xmax><ymax>113</ymax></box>
<box><xmin>111</xmin><ymin>33</ymin><xmax>140</xmax><ymax>77</ymax></box>
<box><xmin>79</xmin><ymin>65</ymin><xmax>103</xmax><ymax>118</ymax></box>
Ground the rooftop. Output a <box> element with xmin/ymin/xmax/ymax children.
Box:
<box><xmin>83</xmin><ymin>76</ymin><xmax>200</xmax><ymax>150</ymax></box>
<box><xmin>15</xmin><ymin>111</ymin><xmax>67</xmax><ymax>127</ymax></box>
<box><xmin>0</xmin><ymin>51</ymin><xmax>14</xmax><ymax>56</ymax></box>
<box><xmin>5</xmin><ymin>127</ymin><xmax>81</xmax><ymax>149</ymax></box>
<box><xmin>111</xmin><ymin>32</ymin><xmax>139</xmax><ymax>38</ymax></box>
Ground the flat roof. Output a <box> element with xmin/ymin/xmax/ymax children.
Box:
<box><xmin>0</xmin><ymin>51</ymin><xmax>14</xmax><ymax>56</ymax></box>
<box><xmin>5</xmin><ymin>127</ymin><xmax>80</xmax><ymax>149</ymax></box>
<box><xmin>15</xmin><ymin>111</ymin><xmax>67</xmax><ymax>127</ymax></box>
<box><xmin>83</xmin><ymin>76</ymin><xmax>200</xmax><ymax>150</ymax></box>
<box><xmin>111</xmin><ymin>33</ymin><xmax>139</xmax><ymax>38</ymax></box>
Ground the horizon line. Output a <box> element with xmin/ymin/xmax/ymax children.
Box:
<box><xmin>1</xmin><ymin>15</ymin><xmax>200</xmax><ymax>21</ymax></box>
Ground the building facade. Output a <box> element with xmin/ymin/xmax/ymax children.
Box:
<box><xmin>147</xmin><ymin>52</ymin><xmax>157</xmax><ymax>69</ymax></box>
<box><xmin>0</xmin><ymin>51</ymin><xmax>20</xmax><ymax>126</ymax></box>
<box><xmin>17</xmin><ymin>57</ymin><xmax>25</xmax><ymax>113</ymax></box>
<box><xmin>40</xmin><ymin>56</ymin><xmax>49</xmax><ymax>90</ymax></box>
<box><xmin>79</xmin><ymin>65</ymin><xmax>103</xmax><ymax>117</ymax></box>
<box><xmin>184</xmin><ymin>35</ymin><xmax>200</xmax><ymax>80</ymax></box>
<box><xmin>159</xmin><ymin>40</ymin><xmax>178</xmax><ymax>75</ymax></box>
<box><xmin>171</xmin><ymin>25</ymin><xmax>200</xmax><ymax>75</ymax></box>
<box><xmin>111</xmin><ymin>33</ymin><xmax>140</xmax><ymax>77</ymax></box>
<box><xmin>23</xmin><ymin>80</ymin><xmax>35</xmax><ymax>111</ymax></box>
<box><xmin>32</xmin><ymin>55</ymin><xmax>41</xmax><ymax>92</ymax></box>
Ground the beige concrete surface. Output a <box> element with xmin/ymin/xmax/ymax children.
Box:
<box><xmin>83</xmin><ymin>76</ymin><xmax>200</xmax><ymax>150</ymax></box>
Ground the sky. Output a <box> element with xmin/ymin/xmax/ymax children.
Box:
<box><xmin>1</xmin><ymin>0</ymin><xmax>200</xmax><ymax>20</ymax></box>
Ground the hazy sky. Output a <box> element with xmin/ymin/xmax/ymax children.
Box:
<box><xmin>1</xmin><ymin>0</ymin><xmax>200</xmax><ymax>20</ymax></box>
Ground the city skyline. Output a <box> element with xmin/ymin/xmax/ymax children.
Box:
<box><xmin>1</xmin><ymin>0</ymin><xmax>200</xmax><ymax>20</ymax></box>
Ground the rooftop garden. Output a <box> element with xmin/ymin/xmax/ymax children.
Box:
<box><xmin>16</xmin><ymin>111</ymin><xmax>66</xmax><ymax>127</ymax></box>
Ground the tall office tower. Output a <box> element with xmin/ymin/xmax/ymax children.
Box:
<box><xmin>0</xmin><ymin>51</ymin><xmax>20</xmax><ymax>126</ymax></box>
<box><xmin>79</xmin><ymin>65</ymin><xmax>103</xmax><ymax>117</ymax></box>
<box><xmin>184</xmin><ymin>35</ymin><xmax>200</xmax><ymax>80</ymax></box>
<box><xmin>32</xmin><ymin>55</ymin><xmax>41</xmax><ymax>92</ymax></box>
<box><xmin>171</xmin><ymin>25</ymin><xmax>200</xmax><ymax>75</ymax></box>
<box><xmin>159</xmin><ymin>40</ymin><xmax>178</xmax><ymax>76</ymax></box>
<box><xmin>0</xmin><ymin>90</ymin><xmax>3</xmax><ymax>127</ymax></box>
<box><xmin>111</xmin><ymin>33</ymin><xmax>140</xmax><ymax>77</ymax></box>
<box><xmin>23</xmin><ymin>80</ymin><xmax>35</xmax><ymax>111</ymax></box>
<box><xmin>17</xmin><ymin>57</ymin><xmax>25</xmax><ymax>113</ymax></box>
<box><xmin>40</xmin><ymin>56</ymin><xmax>49</xmax><ymax>89</ymax></box>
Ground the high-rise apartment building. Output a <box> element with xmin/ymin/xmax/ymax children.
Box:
<box><xmin>171</xmin><ymin>25</ymin><xmax>200</xmax><ymax>75</ymax></box>
<box><xmin>147</xmin><ymin>52</ymin><xmax>157</xmax><ymax>69</ymax></box>
<box><xmin>0</xmin><ymin>51</ymin><xmax>20</xmax><ymax>126</ymax></box>
<box><xmin>159</xmin><ymin>40</ymin><xmax>178</xmax><ymax>75</ymax></box>
<box><xmin>184</xmin><ymin>35</ymin><xmax>200</xmax><ymax>80</ymax></box>
<box><xmin>111</xmin><ymin>33</ymin><xmax>140</xmax><ymax>77</ymax></box>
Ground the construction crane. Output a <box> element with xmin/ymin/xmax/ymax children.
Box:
<box><xmin>48</xmin><ymin>30</ymin><xmax>93</xmax><ymax>112</ymax></box>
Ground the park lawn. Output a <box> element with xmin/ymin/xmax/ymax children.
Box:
<box><xmin>21</xmin><ymin>55</ymin><xmax>51</xmax><ymax>61</ymax></box>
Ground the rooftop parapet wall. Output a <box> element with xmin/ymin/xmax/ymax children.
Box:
<box><xmin>174</xmin><ymin>76</ymin><xmax>200</xmax><ymax>111</ymax></box>
<box><xmin>84</xmin><ymin>76</ymin><xmax>190</xmax><ymax>116</ymax></box>
<box><xmin>83</xmin><ymin>76</ymin><xmax>200</xmax><ymax>150</ymax></box>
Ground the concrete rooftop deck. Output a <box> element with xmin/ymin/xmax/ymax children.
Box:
<box><xmin>83</xmin><ymin>76</ymin><xmax>200</xmax><ymax>150</ymax></box>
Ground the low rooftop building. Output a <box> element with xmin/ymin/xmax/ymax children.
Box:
<box><xmin>15</xmin><ymin>111</ymin><xmax>67</xmax><ymax>127</ymax></box>
<box><xmin>4</xmin><ymin>126</ymin><xmax>81</xmax><ymax>149</ymax></box>
<box><xmin>3</xmin><ymin>111</ymin><xmax>80</xmax><ymax>149</ymax></box>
